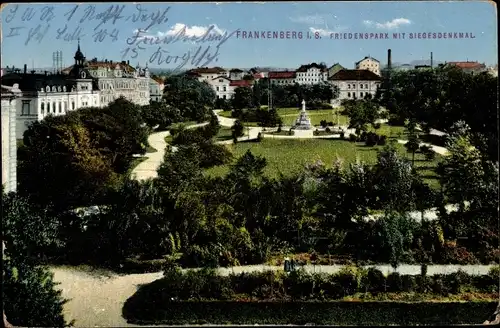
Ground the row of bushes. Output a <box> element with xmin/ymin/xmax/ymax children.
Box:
<box><xmin>123</xmin><ymin>300</ymin><xmax>498</xmax><ymax>325</ymax></box>
<box><xmin>344</xmin><ymin>131</ymin><xmax>388</xmax><ymax>146</ymax></box>
<box><xmin>130</xmin><ymin>266</ymin><xmax>500</xmax><ymax>303</ymax></box>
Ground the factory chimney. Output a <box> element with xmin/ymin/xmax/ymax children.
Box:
<box><xmin>24</xmin><ymin>64</ymin><xmax>27</xmax><ymax>74</ymax></box>
<box><xmin>430</xmin><ymin>52</ymin><xmax>433</xmax><ymax>68</ymax></box>
<box><xmin>387</xmin><ymin>49</ymin><xmax>392</xmax><ymax>70</ymax></box>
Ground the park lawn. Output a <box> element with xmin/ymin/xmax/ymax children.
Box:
<box><xmin>217</xmin><ymin>110</ymin><xmax>233</xmax><ymax>118</ymax></box>
<box><xmin>168</xmin><ymin>121</ymin><xmax>198</xmax><ymax>129</ymax></box>
<box><xmin>214</xmin><ymin>127</ymin><xmax>233</xmax><ymax>142</ymax></box>
<box><xmin>205</xmin><ymin>139</ymin><xmax>442</xmax><ymax>188</ymax></box>
<box><xmin>368</xmin><ymin>124</ymin><xmax>406</xmax><ymax>139</ymax></box>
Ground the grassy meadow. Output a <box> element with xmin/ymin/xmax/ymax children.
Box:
<box><xmin>205</xmin><ymin>139</ymin><xmax>442</xmax><ymax>188</ymax></box>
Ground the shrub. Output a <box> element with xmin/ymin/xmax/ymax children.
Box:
<box><xmin>401</xmin><ymin>274</ymin><xmax>416</xmax><ymax>292</ymax></box>
<box><xmin>277</xmin><ymin>126</ymin><xmax>282</xmax><ymax>133</ymax></box>
<box><xmin>328</xmin><ymin>121</ymin><xmax>334</xmax><ymax>126</ymax></box>
<box><xmin>386</xmin><ymin>272</ymin><xmax>403</xmax><ymax>292</ymax></box>
<box><xmin>373</xmin><ymin>123</ymin><xmax>381</xmax><ymax>129</ymax></box>
<box><xmin>288</xmin><ymin>129</ymin><xmax>294</xmax><ymax>136</ymax></box>
<box><xmin>378</xmin><ymin>135</ymin><xmax>387</xmax><ymax>146</ymax></box>
<box><xmin>334</xmin><ymin>266</ymin><xmax>359</xmax><ymax>297</ymax></box>
<box><xmin>361</xmin><ymin>268</ymin><xmax>386</xmax><ymax>294</ymax></box>
<box><xmin>348</xmin><ymin>134</ymin><xmax>357</xmax><ymax>142</ymax></box>
<box><xmin>325</xmin><ymin>127</ymin><xmax>331</xmax><ymax>133</ymax></box>
<box><xmin>320</xmin><ymin>120</ymin><xmax>328</xmax><ymax>128</ymax></box>
<box><xmin>314</xmin><ymin>129</ymin><xmax>320</xmax><ymax>136</ymax></box>
<box><xmin>257</xmin><ymin>132</ymin><xmax>263</xmax><ymax>142</ymax></box>
<box><xmin>431</xmin><ymin>274</ymin><xmax>449</xmax><ymax>296</ymax></box>
<box><xmin>360</xmin><ymin>131</ymin><xmax>367</xmax><ymax>142</ymax></box>
<box><xmin>365</xmin><ymin>132</ymin><xmax>378</xmax><ymax>147</ymax></box>
<box><xmin>340</xmin><ymin>132</ymin><xmax>345</xmax><ymax>139</ymax></box>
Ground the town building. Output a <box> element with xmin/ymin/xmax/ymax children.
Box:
<box><xmin>355</xmin><ymin>56</ymin><xmax>381</xmax><ymax>76</ymax></box>
<box><xmin>150</xmin><ymin>76</ymin><xmax>165</xmax><ymax>102</ymax></box>
<box><xmin>186</xmin><ymin>67</ymin><xmax>229</xmax><ymax>83</ymax></box>
<box><xmin>268</xmin><ymin>71</ymin><xmax>297</xmax><ymax>85</ymax></box>
<box><xmin>328</xmin><ymin>63</ymin><xmax>345</xmax><ymax>78</ymax></box>
<box><xmin>328</xmin><ymin>69</ymin><xmax>381</xmax><ymax>107</ymax></box>
<box><xmin>62</xmin><ymin>44</ymin><xmax>151</xmax><ymax>106</ymax></box>
<box><xmin>229</xmin><ymin>68</ymin><xmax>246</xmax><ymax>80</ymax></box>
<box><xmin>1</xmin><ymin>45</ymin><xmax>100</xmax><ymax>139</ymax></box>
<box><xmin>444</xmin><ymin>61</ymin><xmax>487</xmax><ymax>74</ymax></box>
<box><xmin>210</xmin><ymin>76</ymin><xmax>233</xmax><ymax>99</ymax></box>
<box><xmin>1</xmin><ymin>83</ymin><xmax>21</xmax><ymax>193</ymax></box>
<box><xmin>295</xmin><ymin>63</ymin><xmax>328</xmax><ymax>84</ymax></box>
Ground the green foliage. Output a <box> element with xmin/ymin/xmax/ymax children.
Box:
<box><xmin>342</xmin><ymin>99</ymin><xmax>380</xmax><ymax>132</ymax></box>
<box><xmin>141</xmin><ymin>102</ymin><xmax>182</xmax><ymax>130</ymax></box>
<box><xmin>123</xmin><ymin>300</ymin><xmax>498</xmax><ymax>326</ymax></box>
<box><xmin>123</xmin><ymin>267</ymin><xmax>499</xmax><ymax>324</ymax></box>
<box><xmin>164</xmin><ymin>75</ymin><xmax>215</xmax><ymax>121</ymax></box>
<box><xmin>232</xmin><ymin>87</ymin><xmax>254</xmax><ymax>109</ymax></box>
<box><xmin>231</xmin><ymin>120</ymin><xmax>245</xmax><ymax>141</ymax></box>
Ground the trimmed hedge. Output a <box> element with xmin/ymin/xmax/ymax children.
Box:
<box><xmin>123</xmin><ymin>266</ymin><xmax>500</xmax><ymax>324</ymax></box>
<box><xmin>123</xmin><ymin>300</ymin><xmax>498</xmax><ymax>325</ymax></box>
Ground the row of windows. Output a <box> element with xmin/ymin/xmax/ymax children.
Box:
<box><xmin>216</xmin><ymin>95</ymin><xmax>228</xmax><ymax>99</ymax></box>
<box><xmin>272</xmin><ymin>80</ymin><xmax>294</xmax><ymax>84</ymax></box>
<box><xmin>39</xmin><ymin>101</ymin><xmax>75</xmax><ymax>115</ymax></box>
<box><xmin>346</xmin><ymin>91</ymin><xmax>370</xmax><ymax>98</ymax></box>
<box><xmin>297</xmin><ymin>72</ymin><xmax>325</xmax><ymax>77</ymax></box>
<box><xmin>347</xmin><ymin>83</ymin><xmax>370</xmax><ymax>89</ymax></box>
<box><xmin>216</xmin><ymin>86</ymin><xmax>227</xmax><ymax>91</ymax></box>
<box><xmin>40</xmin><ymin>85</ymin><xmax>68</xmax><ymax>93</ymax></box>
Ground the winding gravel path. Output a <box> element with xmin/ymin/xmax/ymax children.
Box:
<box><xmin>131</xmin><ymin>123</ymin><xmax>208</xmax><ymax>181</ymax></box>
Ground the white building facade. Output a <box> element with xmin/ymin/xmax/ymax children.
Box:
<box><xmin>149</xmin><ymin>77</ymin><xmax>165</xmax><ymax>102</ymax></box>
<box><xmin>295</xmin><ymin>63</ymin><xmax>328</xmax><ymax>85</ymax></box>
<box><xmin>328</xmin><ymin>69</ymin><xmax>381</xmax><ymax>107</ymax></box>
<box><xmin>1</xmin><ymin>84</ymin><xmax>21</xmax><ymax>193</ymax></box>
<box><xmin>355</xmin><ymin>56</ymin><xmax>381</xmax><ymax>76</ymax></box>
<box><xmin>2</xmin><ymin>44</ymin><xmax>101</xmax><ymax>139</ymax></box>
<box><xmin>186</xmin><ymin>67</ymin><xmax>229</xmax><ymax>83</ymax></box>
<box><xmin>268</xmin><ymin>71</ymin><xmax>296</xmax><ymax>85</ymax></box>
<box><xmin>210</xmin><ymin>76</ymin><xmax>234</xmax><ymax>99</ymax></box>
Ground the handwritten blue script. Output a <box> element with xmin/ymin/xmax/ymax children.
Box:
<box><xmin>121</xmin><ymin>25</ymin><xmax>239</xmax><ymax>72</ymax></box>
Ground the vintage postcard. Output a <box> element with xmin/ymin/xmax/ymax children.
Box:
<box><xmin>1</xmin><ymin>1</ymin><xmax>498</xmax><ymax>327</ymax></box>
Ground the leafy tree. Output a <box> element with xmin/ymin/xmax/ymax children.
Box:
<box><xmin>342</xmin><ymin>99</ymin><xmax>380</xmax><ymax>133</ymax></box>
<box><xmin>372</xmin><ymin>144</ymin><xmax>416</xmax><ymax>212</ymax></box>
<box><xmin>141</xmin><ymin>102</ymin><xmax>182</xmax><ymax>130</ymax></box>
<box><xmin>164</xmin><ymin>75</ymin><xmax>216</xmax><ymax>121</ymax></box>
<box><xmin>377</xmin><ymin>212</ymin><xmax>416</xmax><ymax>269</ymax></box>
<box><xmin>231</xmin><ymin>120</ymin><xmax>245</xmax><ymax>142</ymax></box>
<box><xmin>404</xmin><ymin>120</ymin><xmax>420</xmax><ymax>167</ymax></box>
<box><xmin>232</xmin><ymin>87</ymin><xmax>254</xmax><ymax>109</ymax></box>
<box><xmin>18</xmin><ymin>115</ymin><xmax>119</xmax><ymax>210</ymax></box>
<box><xmin>437</xmin><ymin>121</ymin><xmax>499</xmax><ymax>247</ymax></box>
<box><xmin>2</xmin><ymin>192</ymin><xmax>71</xmax><ymax>327</ymax></box>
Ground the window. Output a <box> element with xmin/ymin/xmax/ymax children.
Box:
<box><xmin>58</xmin><ymin>102</ymin><xmax>62</xmax><ymax>113</ymax></box>
<box><xmin>348</xmin><ymin>84</ymin><xmax>351</xmax><ymax>89</ymax></box>
<box><xmin>223</xmin><ymin>95</ymin><xmax>226</xmax><ymax>99</ymax></box>
<box><xmin>223</xmin><ymin>87</ymin><xmax>226</xmax><ymax>91</ymax></box>
<box><xmin>360</xmin><ymin>92</ymin><xmax>364</xmax><ymax>97</ymax></box>
<box><xmin>72</xmin><ymin>102</ymin><xmax>75</xmax><ymax>110</ymax></box>
<box><xmin>347</xmin><ymin>92</ymin><xmax>351</xmax><ymax>98</ymax></box>
<box><xmin>365</xmin><ymin>84</ymin><xmax>368</xmax><ymax>89</ymax></box>
<box><xmin>41</xmin><ymin>102</ymin><xmax>45</xmax><ymax>114</ymax></box>
<box><xmin>216</xmin><ymin>86</ymin><xmax>220</xmax><ymax>91</ymax></box>
<box><xmin>219</xmin><ymin>79</ymin><xmax>223</xmax><ymax>82</ymax></box>
<box><xmin>360</xmin><ymin>84</ymin><xmax>363</xmax><ymax>89</ymax></box>
<box><xmin>64</xmin><ymin>102</ymin><xmax>67</xmax><ymax>111</ymax></box>
<box><xmin>47</xmin><ymin>102</ymin><xmax>51</xmax><ymax>113</ymax></box>
<box><xmin>22</xmin><ymin>100</ymin><xmax>31</xmax><ymax>115</ymax></box>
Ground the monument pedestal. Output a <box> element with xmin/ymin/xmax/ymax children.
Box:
<box><xmin>293</xmin><ymin>129</ymin><xmax>314</xmax><ymax>138</ymax></box>
<box><xmin>292</xmin><ymin>100</ymin><xmax>314</xmax><ymax>137</ymax></box>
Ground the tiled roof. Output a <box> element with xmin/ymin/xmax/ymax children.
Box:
<box><xmin>151</xmin><ymin>76</ymin><xmax>165</xmax><ymax>84</ymax></box>
<box><xmin>63</xmin><ymin>62</ymin><xmax>137</xmax><ymax>73</ymax></box>
<box><xmin>328</xmin><ymin>69</ymin><xmax>381</xmax><ymax>81</ymax></box>
<box><xmin>253</xmin><ymin>73</ymin><xmax>265</xmax><ymax>79</ymax></box>
<box><xmin>212</xmin><ymin>75</ymin><xmax>231</xmax><ymax>81</ymax></box>
<box><xmin>229</xmin><ymin>80</ymin><xmax>253</xmax><ymax>87</ymax></box>
<box><xmin>189</xmin><ymin>67</ymin><xmax>227</xmax><ymax>74</ymax></box>
<box><xmin>296</xmin><ymin>63</ymin><xmax>327</xmax><ymax>72</ymax></box>
<box><xmin>446</xmin><ymin>61</ymin><xmax>486</xmax><ymax>69</ymax></box>
<box><xmin>355</xmin><ymin>56</ymin><xmax>380</xmax><ymax>65</ymax></box>
<box><xmin>268</xmin><ymin>71</ymin><xmax>296</xmax><ymax>79</ymax></box>
<box><xmin>230</xmin><ymin>68</ymin><xmax>244</xmax><ymax>73</ymax></box>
